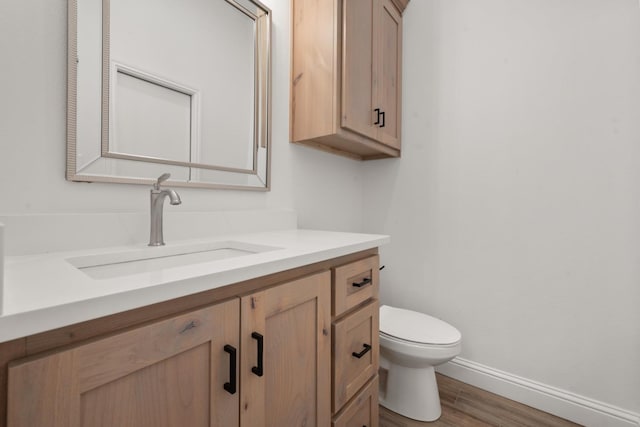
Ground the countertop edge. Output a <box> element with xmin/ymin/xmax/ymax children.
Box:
<box><xmin>0</xmin><ymin>231</ymin><xmax>388</xmax><ymax>343</ymax></box>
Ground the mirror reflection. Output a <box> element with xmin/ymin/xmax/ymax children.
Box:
<box><xmin>67</xmin><ymin>0</ymin><xmax>271</xmax><ymax>189</ymax></box>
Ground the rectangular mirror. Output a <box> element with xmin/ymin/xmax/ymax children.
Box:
<box><xmin>67</xmin><ymin>0</ymin><xmax>271</xmax><ymax>190</ymax></box>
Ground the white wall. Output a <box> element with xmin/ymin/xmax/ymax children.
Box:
<box><xmin>364</xmin><ymin>0</ymin><xmax>640</xmax><ymax>416</ymax></box>
<box><xmin>0</xmin><ymin>0</ymin><xmax>363</xmax><ymax>231</ymax></box>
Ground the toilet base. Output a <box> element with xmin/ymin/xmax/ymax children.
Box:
<box><xmin>380</xmin><ymin>405</ymin><xmax>434</xmax><ymax>426</ymax></box>
<box><xmin>379</xmin><ymin>360</ymin><xmax>442</xmax><ymax>422</ymax></box>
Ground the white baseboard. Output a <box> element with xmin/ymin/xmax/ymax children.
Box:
<box><xmin>436</xmin><ymin>357</ymin><xmax>640</xmax><ymax>427</ymax></box>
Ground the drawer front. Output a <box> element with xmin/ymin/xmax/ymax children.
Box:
<box><xmin>333</xmin><ymin>299</ymin><xmax>379</xmax><ymax>412</ymax></box>
<box><xmin>332</xmin><ymin>376</ymin><xmax>379</xmax><ymax>427</ymax></box>
<box><xmin>333</xmin><ymin>255</ymin><xmax>379</xmax><ymax>317</ymax></box>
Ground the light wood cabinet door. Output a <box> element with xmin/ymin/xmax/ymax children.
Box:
<box><xmin>341</xmin><ymin>0</ymin><xmax>377</xmax><ymax>141</ymax></box>
<box><xmin>342</xmin><ymin>0</ymin><xmax>402</xmax><ymax>149</ymax></box>
<box><xmin>376</xmin><ymin>0</ymin><xmax>402</xmax><ymax>149</ymax></box>
<box><xmin>7</xmin><ymin>300</ymin><xmax>240</xmax><ymax>427</ymax></box>
<box><xmin>240</xmin><ymin>271</ymin><xmax>332</xmax><ymax>427</ymax></box>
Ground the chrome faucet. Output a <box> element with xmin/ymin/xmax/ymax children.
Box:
<box><xmin>149</xmin><ymin>173</ymin><xmax>182</xmax><ymax>246</ymax></box>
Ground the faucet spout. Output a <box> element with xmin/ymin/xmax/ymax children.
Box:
<box><xmin>149</xmin><ymin>174</ymin><xmax>182</xmax><ymax>246</ymax></box>
<box><xmin>166</xmin><ymin>189</ymin><xmax>182</xmax><ymax>205</ymax></box>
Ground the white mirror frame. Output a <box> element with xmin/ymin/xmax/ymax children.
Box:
<box><xmin>66</xmin><ymin>0</ymin><xmax>272</xmax><ymax>191</ymax></box>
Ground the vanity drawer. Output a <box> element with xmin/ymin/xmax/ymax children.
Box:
<box><xmin>333</xmin><ymin>299</ymin><xmax>379</xmax><ymax>412</ymax></box>
<box><xmin>332</xmin><ymin>375</ymin><xmax>379</xmax><ymax>427</ymax></box>
<box><xmin>333</xmin><ymin>255</ymin><xmax>379</xmax><ymax>317</ymax></box>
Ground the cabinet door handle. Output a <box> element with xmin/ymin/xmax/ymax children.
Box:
<box><xmin>352</xmin><ymin>343</ymin><xmax>372</xmax><ymax>359</ymax></box>
<box><xmin>352</xmin><ymin>277</ymin><xmax>372</xmax><ymax>288</ymax></box>
<box><xmin>374</xmin><ymin>108</ymin><xmax>381</xmax><ymax>125</ymax></box>
<box><xmin>251</xmin><ymin>332</ymin><xmax>264</xmax><ymax>377</ymax></box>
<box><xmin>223</xmin><ymin>344</ymin><xmax>237</xmax><ymax>394</ymax></box>
<box><xmin>380</xmin><ymin>111</ymin><xmax>386</xmax><ymax>128</ymax></box>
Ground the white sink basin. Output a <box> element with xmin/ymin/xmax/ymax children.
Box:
<box><xmin>66</xmin><ymin>241</ymin><xmax>280</xmax><ymax>280</ymax></box>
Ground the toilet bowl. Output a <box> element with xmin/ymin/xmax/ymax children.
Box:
<box><xmin>379</xmin><ymin>305</ymin><xmax>462</xmax><ymax>422</ymax></box>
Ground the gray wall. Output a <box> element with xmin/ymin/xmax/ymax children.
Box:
<box><xmin>364</xmin><ymin>0</ymin><xmax>640</xmax><ymax>415</ymax></box>
<box><xmin>0</xmin><ymin>0</ymin><xmax>364</xmax><ymax>232</ymax></box>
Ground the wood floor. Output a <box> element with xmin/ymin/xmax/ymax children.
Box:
<box><xmin>379</xmin><ymin>373</ymin><xmax>582</xmax><ymax>427</ymax></box>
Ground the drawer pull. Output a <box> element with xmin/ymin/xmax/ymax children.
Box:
<box><xmin>352</xmin><ymin>277</ymin><xmax>372</xmax><ymax>288</ymax></box>
<box><xmin>223</xmin><ymin>345</ymin><xmax>237</xmax><ymax>394</ymax></box>
<box><xmin>374</xmin><ymin>108</ymin><xmax>381</xmax><ymax>125</ymax></box>
<box><xmin>352</xmin><ymin>343</ymin><xmax>372</xmax><ymax>359</ymax></box>
<box><xmin>251</xmin><ymin>332</ymin><xmax>264</xmax><ymax>377</ymax></box>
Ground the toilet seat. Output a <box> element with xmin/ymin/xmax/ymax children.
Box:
<box><xmin>380</xmin><ymin>331</ymin><xmax>461</xmax><ymax>349</ymax></box>
<box><xmin>380</xmin><ymin>305</ymin><xmax>461</xmax><ymax>345</ymax></box>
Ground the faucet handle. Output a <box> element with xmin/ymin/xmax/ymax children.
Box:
<box><xmin>153</xmin><ymin>173</ymin><xmax>171</xmax><ymax>190</ymax></box>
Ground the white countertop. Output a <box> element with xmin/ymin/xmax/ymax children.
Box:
<box><xmin>0</xmin><ymin>229</ymin><xmax>388</xmax><ymax>343</ymax></box>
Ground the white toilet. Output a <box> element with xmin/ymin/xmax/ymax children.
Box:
<box><xmin>379</xmin><ymin>305</ymin><xmax>462</xmax><ymax>422</ymax></box>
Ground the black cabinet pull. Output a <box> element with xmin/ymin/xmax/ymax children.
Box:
<box><xmin>374</xmin><ymin>108</ymin><xmax>381</xmax><ymax>125</ymax></box>
<box><xmin>251</xmin><ymin>332</ymin><xmax>264</xmax><ymax>377</ymax></box>
<box><xmin>352</xmin><ymin>277</ymin><xmax>372</xmax><ymax>288</ymax></box>
<box><xmin>380</xmin><ymin>111</ymin><xmax>386</xmax><ymax>128</ymax></box>
<box><xmin>352</xmin><ymin>343</ymin><xmax>372</xmax><ymax>359</ymax></box>
<box><xmin>223</xmin><ymin>345</ymin><xmax>237</xmax><ymax>394</ymax></box>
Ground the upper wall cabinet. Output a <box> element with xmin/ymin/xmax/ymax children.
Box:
<box><xmin>290</xmin><ymin>0</ymin><xmax>409</xmax><ymax>160</ymax></box>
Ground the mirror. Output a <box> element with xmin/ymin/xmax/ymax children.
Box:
<box><xmin>67</xmin><ymin>0</ymin><xmax>271</xmax><ymax>190</ymax></box>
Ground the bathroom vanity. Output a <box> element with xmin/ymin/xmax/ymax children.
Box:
<box><xmin>0</xmin><ymin>228</ymin><xmax>386</xmax><ymax>427</ymax></box>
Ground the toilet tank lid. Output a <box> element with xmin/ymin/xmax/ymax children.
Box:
<box><xmin>380</xmin><ymin>305</ymin><xmax>461</xmax><ymax>345</ymax></box>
